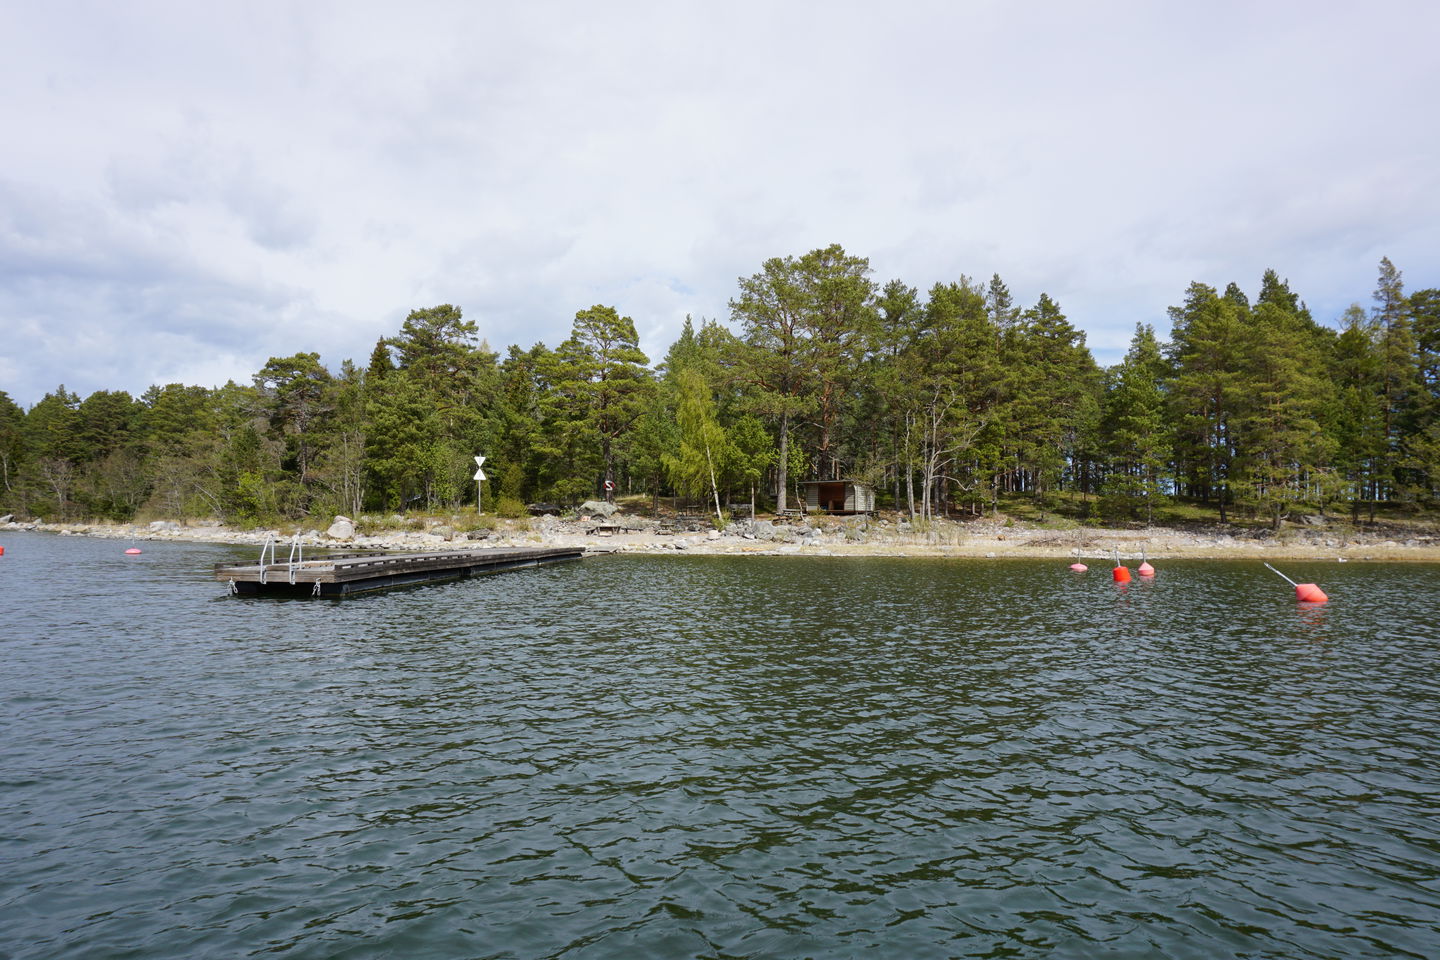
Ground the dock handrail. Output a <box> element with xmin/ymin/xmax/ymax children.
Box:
<box><xmin>287</xmin><ymin>534</ymin><xmax>303</xmax><ymax>584</ymax></box>
<box><xmin>258</xmin><ymin>534</ymin><xmax>276</xmax><ymax>584</ymax></box>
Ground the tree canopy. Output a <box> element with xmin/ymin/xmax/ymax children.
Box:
<box><xmin>3</xmin><ymin>255</ymin><xmax>1436</xmax><ymax>529</ymax></box>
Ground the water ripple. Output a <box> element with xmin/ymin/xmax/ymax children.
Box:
<box><xmin>3</xmin><ymin>537</ymin><xmax>1440</xmax><ymax>957</ymax></box>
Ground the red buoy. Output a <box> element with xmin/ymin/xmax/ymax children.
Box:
<box><xmin>125</xmin><ymin>548</ymin><xmax>142</xmax><ymax>555</ymax></box>
<box><xmin>1113</xmin><ymin>565</ymin><xmax>1131</xmax><ymax>583</ymax></box>
<box><xmin>1264</xmin><ymin>563</ymin><xmax>1328</xmax><ymax>604</ymax></box>
<box><xmin>0</xmin><ymin>545</ymin><xmax>5</xmax><ymax>556</ymax></box>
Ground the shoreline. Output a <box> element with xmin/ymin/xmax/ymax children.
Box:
<box><xmin>8</xmin><ymin>516</ymin><xmax>1440</xmax><ymax>563</ymax></box>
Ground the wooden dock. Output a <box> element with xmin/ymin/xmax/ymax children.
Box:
<box><xmin>215</xmin><ymin>546</ymin><xmax>585</xmax><ymax>597</ymax></box>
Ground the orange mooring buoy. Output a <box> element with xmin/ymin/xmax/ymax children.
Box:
<box><xmin>1264</xmin><ymin>563</ymin><xmax>1328</xmax><ymax>603</ymax></box>
<box><xmin>1112</xmin><ymin>549</ymin><xmax>1130</xmax><ymax>583</ymax></box>
<box><xmin>0</xmin><ymin>545</ymin><xmax>5</xmax><ymax>556</ymax></box>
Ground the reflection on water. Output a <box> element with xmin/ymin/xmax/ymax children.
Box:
<box><xmin>3</xmin><ymin>532</ymin><xmax>1439</xmax><ymax>959</ymax></box>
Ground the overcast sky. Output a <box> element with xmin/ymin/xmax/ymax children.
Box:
<box><xmin>3</xmin><ymin>0</ymin><xmax>1437</xmax><ymax>407</ymax></box>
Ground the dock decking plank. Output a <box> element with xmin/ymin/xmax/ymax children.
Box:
<box><xmin>215</xmin><ymin>546</ymin><xmax>585</xmax><ymax>596</ymax></box>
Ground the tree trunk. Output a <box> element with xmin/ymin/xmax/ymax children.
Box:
<box><xmin>776</xmin><ymin>410</ymin><xmax>789</xmax><ymax>513</ymax></box>
<box><xmin>704</xmin><ymin>437</ymin><xmax>722</xmax><ymax>524</ymax></box>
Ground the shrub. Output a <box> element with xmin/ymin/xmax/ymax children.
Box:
<box><xmin>495</xmin><ymin>495</ymin><xmax>528</xmax><ymax>519</ymax></box>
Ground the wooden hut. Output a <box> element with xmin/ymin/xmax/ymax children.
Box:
<box><xmin>800</xmin><ymin>480</ymin><xmax>876</xmax><ymax>515</ymax></box>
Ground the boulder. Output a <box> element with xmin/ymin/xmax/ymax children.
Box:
<box><xmin>148</xmin><ymin>520</ymin><xmax>180</xmax><ymax>532</ymax></box>
<box><xmin>0</xmin><ymin>514</ymin><xmax>12</xmax><ymax>523</ymax></box>
<box><xmin>326</xmin><ymin>516</ymin><xmax>355</xmax><ymax>541</ymax></box>
<box><xmin>580</xmin><ymin>499</ymin><xmax>619</xmax><ymax>518</ymax></box>
<box><xmin>432</xmin><ymin>525</ymin><xmax>455</xmax><ymax>541</ymax></box>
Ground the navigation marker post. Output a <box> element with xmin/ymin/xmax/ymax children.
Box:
<box><xmin>473</xmin><ymin>455</ymin><xmax>487</xmax><ymax>514</ymax></box>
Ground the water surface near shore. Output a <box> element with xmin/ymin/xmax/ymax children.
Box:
<box><xmin>3</xmin><ymin>531</ymin><xmax>1439</xmax><ymax>958</ymax></box>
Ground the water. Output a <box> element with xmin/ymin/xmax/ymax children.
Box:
<box><xmin>3</xmin><ymin>530</ymin><xmax>1440</xmax><ymax>959</ymax></box>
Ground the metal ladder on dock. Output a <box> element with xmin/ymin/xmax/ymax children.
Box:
<box><xmin>256</xmin><ymin>533</ymin><xmax>305</xmax><ymax>585</ymax></box>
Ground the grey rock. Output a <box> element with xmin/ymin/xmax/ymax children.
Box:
<box><xmin>326</xmin><ymin>516</ymin><xmax>356</xmax><ymax>541</ymax></box>
<box><xmin>580</xmin><ymin>500</ymin><xmax>619</xmax><ymax>518</ymax></box>
<box><xmin>432</xmin><ymin>525</ymin><xmax>455</xmax><ymax>541</ymax></box>
<box><xmin>148</xmin><ymin>520</ymin><xmax>180</xmax><ymax>532</ymax></box>
<box><xmin>0</xmin><ymin>514</ymin><xmax>12</xmax><ymax>523</ymax></box>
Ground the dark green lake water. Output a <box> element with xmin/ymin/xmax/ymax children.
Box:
<box><xmin>3</xmin><ymin>530</ymin><xmax>1440</xmax><ymax>959</ymax></box>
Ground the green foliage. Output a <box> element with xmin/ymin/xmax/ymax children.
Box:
<box><xmin>5</xmin><ymin>252</ymin><xmax>1435</xmax><ymax>534</ymax></box>
<box><xmin>494</xmin><ymin>495</ymin><xmax>528</xmax><ymax>519</ymax></box>
<box><xmin>664</xmin><ymin>368</ymin><xmax>728</xmax><ymax>521</ymax></box>
<box><xmin>1101</xmin><ymin>324</ymin><xmax>1171</xmax><ymax>522</ymax></box>
<box><xmin>535</xmin><ymin>306</ymin><xmax>653</xmax><ymax>501</ymax></box>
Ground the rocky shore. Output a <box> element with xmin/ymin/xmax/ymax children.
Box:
<box><xmin>7</xmin><ymin>512</ymin><xmax>1440</xmax><ymax>562</ymax></box>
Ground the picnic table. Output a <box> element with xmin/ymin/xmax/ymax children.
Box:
<box><xmin>586</xmin><ymin>522</ymin><xmax>640</xmax><ymax>536</ymax></box>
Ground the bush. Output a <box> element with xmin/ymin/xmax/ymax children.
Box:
<box><xmin>495</xmin><ymin>495</ymin><xmax>528</xmax><ymax>519</ymax></box>
<box><xmin>458</xmin><ymin>513</ymin><xmax>499</xmax><ymax>533</ymax></box>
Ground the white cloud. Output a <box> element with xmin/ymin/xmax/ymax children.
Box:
<box><xmin>2</xmin><ymin>0</ymin><xmax>1438</xmax><ymax>405</ymax></box>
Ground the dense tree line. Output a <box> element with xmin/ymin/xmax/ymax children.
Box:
<box><xmin>2</xmin><ymin>250</ymin><xmax>1437</xmax><ymax>528</ymax></box>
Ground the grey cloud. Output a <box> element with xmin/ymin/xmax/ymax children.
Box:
<box><xmin>3</xmin><ymin>1</ymin><xmax>1439</xmax><ymax>407</ymax></box>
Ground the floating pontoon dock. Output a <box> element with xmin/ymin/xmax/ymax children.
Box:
<box><xmin>215</xmin><ymin>543</ymin><xmax>586</xmax><ymax>597</ymax></box>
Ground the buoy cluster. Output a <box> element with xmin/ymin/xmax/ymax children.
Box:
<box><xmin>1070</xmin><ymin>553</ymin><xmax>1330</xmax><ymax>604</ymax></box>
<box><xmin>1107</xmin><ymin>548</ymin><xmax>1153</xmax><ymax>583</ymax></box>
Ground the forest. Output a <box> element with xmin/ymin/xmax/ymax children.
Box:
<box><xmin>2</xmin><ymin>248</ymin><xmax>1437</xmax><ymax>530</ymax></box>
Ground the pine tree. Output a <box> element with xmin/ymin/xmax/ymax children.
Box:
<box><xmin>902</xmin><ymin>279</ymin><xmax>999</xmax><ymax>518</ymax></box>
<box><xmin>1403</xmin><ymin>287</ymin><xmax>1440</xmax><ymax>503</ymax></box>
<box><xmin>797</xmin><ymin>244</ymin><xmax>875</xmax><ymax>479</ymax></box>
<box><xmin>1373</xmin><ymin>257</ymin><xmax>1418</xmax><ymax>502</ymax></box>
<box><xmin>730</xmin><ymin>254</ymin><xmax>813</xmax><ymax>512</ymax></box>
<box><xmin>561</xmin><ymin>305</ymin><xmax>653</xmax><ymax>500</ymax></box>
<box><xmin>1326</xmin><ymin>304</ymin><xmax>1385</xmax><ymax>516</ymax></box>
<box><xmin>254</xmin><ymin>352</ymin><xmax>333</xmax><ymax>488</ymax></box>
<box><xmin>1102</xmin><ymin>324</ymin><xmax>1170</xmax><ymax>523</ymax></box>
<box><xmin>1231</xmin><ymin>297</ymin><xmax>1330</xmax><ymax>527</ymax></box>
<box><xmin>0</xmin><ymin>390</ymin><xmax>25</xmax><ymax>499</ymax></box>
<box><xmin>1006</xmin><ymin>293</ymin><xmax>1100</xmax><ymax>503</ymax></box>
<box><xmin>1167</xmin><ymin>284</ymin><xmax>1246</xmax><ymax>521</ymax></box>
